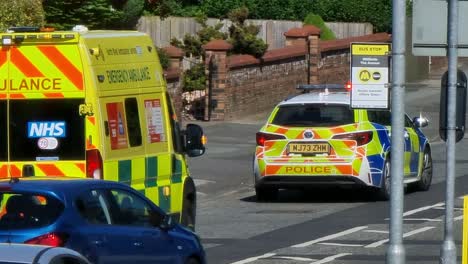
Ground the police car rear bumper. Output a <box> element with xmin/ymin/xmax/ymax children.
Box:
<box><xmin>256</xmin><ymin>175</ymin><xmax>368</xmax><ymax>188</ymax></box>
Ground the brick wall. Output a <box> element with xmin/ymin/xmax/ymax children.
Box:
<box><xmin>202</xmin><ymin>27</ymin><xmax>391</xmax><ymax>121</ymax></box>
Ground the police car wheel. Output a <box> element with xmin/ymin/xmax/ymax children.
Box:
<box><xmin>255</xmin><ymin>186</ymin><xmax>278</xmax><ymax>202</ymax></box>
<box><xmin>181</xmin><ymin>179</ymin><xmax>196</xmax><ymax>231</ymax></box>
<box><xmin>377</xmin><ymin>159</ymin><xmax>391</xmax><ymax>201</ymax></box>
<box><xmin>415</xmin><ymin>148</ymin><xmax>432</xmax><ymax>192</ymax></box>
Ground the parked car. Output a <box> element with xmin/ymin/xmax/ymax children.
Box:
<box><xmin>253</xmin><ymin>84</ymin><xmax>432</xmax><ymax>201</ymax></box>
<box><xmin>0</xmin><ymin>243</ymin><xmax>91</xmax><ymax>264</ymax></box>
<box><xmin>0</xmin><ymin>177</ymin><xmax>206</xmax><ymax>264</ymax></box>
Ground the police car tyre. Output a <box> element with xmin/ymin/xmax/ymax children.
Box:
<box><xmin>378</xmin><ymin>159</ymin><xmax>391</xmax><ymax>201</ymax></box>
<box><xmin>181</xmin><ymin>178</ymin><xmax>196</xmax><ymax>231</ymax></box>
<box><xmin>255</xmin><ymin>186</ymin><xmax>278</xmax><ymax>202</ymax></box>
<box><xmin>415</xmin><ymin>147</ymin><xmax>432</xmax><ymax>192</ymax></box>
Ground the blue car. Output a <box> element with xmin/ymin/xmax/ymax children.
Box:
<box><xmin>0</xmin><ymin>177</ymin><xmax>206</xmax><ymax>264</ymax></box>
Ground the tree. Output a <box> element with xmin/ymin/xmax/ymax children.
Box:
<box><xmin>43</xmin><ymin>0</ymin><xmax>145</xmax><ymax>30</ymax></box>
<box><xmin>303</xmin><ymin>13</ymin><xmax>336</xmax><ymax>41</ymax></box>
<box><xmin>0</xmin><ymin>0</ymin><xmax>44</xmax><ymax>31</ymax></box>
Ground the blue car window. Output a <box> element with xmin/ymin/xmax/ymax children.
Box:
<box><xmin>0</xmin><ymin>193</ymin><xmax>64</xmax><ymax>230</ymax></box>
<box><xmin>107</xmin><ymin>189</ymin><xmax>162</xmax><ymax>227</ymax></box>
<box><xmin>75</xmin><ymin>190</ymin><xmax>111</xmax><ymax>225</ymax></box>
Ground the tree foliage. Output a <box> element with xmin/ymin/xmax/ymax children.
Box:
<box><xmin>303</xmin><ymin>14</ymin><xmax>336</xmax><ymax>41</ymax></box>
<box><xmin>0</xmin><ymin>0</ymin><xmax>44</xmax><ymax>31</ymax></box>
<box><xmin>145</xmin><ymin>0</ymin><xmax>411</xmax><ymax>33</ymax></box>
<box><xmin>43</xmin><ymin>0</ymin><xmax>145</xmax><ymax>30</ymax></box>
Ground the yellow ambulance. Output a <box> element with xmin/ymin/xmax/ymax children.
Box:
<box><xmin>0</xmin><ymin>26</ymin><xmax>206</xmax><ymax>229</ymax></box>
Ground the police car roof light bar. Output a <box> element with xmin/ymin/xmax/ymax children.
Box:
<box><xmin>297</xmin><ymin>84</ymin><xmax>346</xmax><ymax>94</ymax></box>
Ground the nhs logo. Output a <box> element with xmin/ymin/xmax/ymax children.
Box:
<box><xmin>28</xmin><ymin>121</ymin><xmax>66</xmax><ymax>138</ymax></box>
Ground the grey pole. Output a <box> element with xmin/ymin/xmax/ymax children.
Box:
<box><xmin>440</xmin><ymin>0</ymin><xmax>458</xmax><ymax>263</ymax></box>
<box><xmin>386</xmin><ymin>0</ymin><xmax>406</xmax><ymax>263</ymax></box>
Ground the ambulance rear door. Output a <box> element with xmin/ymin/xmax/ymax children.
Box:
<box><xmin>0</xmin><ymin>32</ymin><xmax>86</xmax><ymax>178</ymax></box>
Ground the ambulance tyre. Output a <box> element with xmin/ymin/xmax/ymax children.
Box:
<box><xmin>377</xmin><ymin>158</ymin><xmax>391</xmax><ymax>201</ymax></box>
<box><xmin>181</xmin><ymin>178</ymin><xmax>196</xmax><ymax>231</ymax></box>
<box><xmin>255</xmin><ymin>186</ymin><xmax>278</xmax><ymax>202</ymax></box>
<box><xmin>185</xmin><ymin>257</ymin><xmax>200</xmax><ymax>264</ymax></box>
<box><xmin>415</xmin><ymin>147</ymin><xmax>432</xmax><ymax>192</ymax></box>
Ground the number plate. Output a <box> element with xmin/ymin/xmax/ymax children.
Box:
<box><xmin>288</xmin><ymin>143</ymin><xmax>330</xmax><ymax>154</ymax></box>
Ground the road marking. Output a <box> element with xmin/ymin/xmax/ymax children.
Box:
<box><xmin>230</xmin><ymin>253</ymin><xmax>276</xmax><ymax>264</ymax></box>
<box><xmin>292</xmin><ymin>226</ymin><xmax>367</xmax><ymax>248</ymax></box>
<box><xmin>455</xmin><ymin>215</ymin><xmax>464</xmax><ymax>221</ymax></box>
<box><xmin>319</xmin><ymin>242</ymin><xmax>363</xmax><ymax>247</ymax></box>
<box><xmin>309</xmin><ymin>253</ymin><xmax>352</xmax><ymax>264</ymax></box>
<box><xmin>273</xmin><ymin>256</ymin><xmax>315</xmax><ymax>261</ymax></box>
<box><xmin>403</xmin><ymin>218</ymin><xmax>442</xmax><ymax>222</ymax></box>
<box><xmin>365</xmin><ymin>226</ymin><xmax>435</xmax><ymax>248</ymax></box>
<box><xmin>403</xmin><ymin>203</ymin><xmax>445</xmax><ymax>216</ymax></box>
<box><xmin>364</xmin><ymin>229</ymin><xmax>389</xmax><ymax>234</ymax></box>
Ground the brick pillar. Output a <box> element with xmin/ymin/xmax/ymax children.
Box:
<box><xmin>162</xmin><ymin>45</ymin><xmax>184</xmax><ymax>121</ymax></box>
<box><xmin>284</xmin><ymin>25</ymin><xmax>321</xmax><ymax>84</ymax></box>
<box><xmin>202</xmin><ymin>39</ymin><xmax>232</xmax><ymax>121</ymax></box>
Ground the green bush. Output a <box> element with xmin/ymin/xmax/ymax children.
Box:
<box><xmin>183</xmin><ymin>63</ymin><xmax>206</xmax><ymax>92</ymax></box>
<box><xmin>156</xmin><ymin>47</ymin><xmax>171</xmax><ymax>70</ymax></box>
<box><xmin>0</xmin><ymin>0</ymin><xmax>44</xmax><ymax>31</ymax></box>
<box><xmin>303</xmin><ymin>13</ymin><xmax>336</xmax><ymax>41</ymax></box>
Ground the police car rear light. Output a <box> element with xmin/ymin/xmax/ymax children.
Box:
<box><xmin>86</xmin><ymin>149</ymin><xmax>103</xmax><ymax>179</ymax></box>
<box><xmin>332</xmin><ymin>131</ymin><xmax>373</xmax><ymax>146</ymax></box>
<box><xmin>25</xmin><ymin>232</ymin><xmax>68</xmax><ymax>247</ymax></box>
<box><xmin>256</xmin><ymin>132</ymin><xmax>286</xmax><ymax>146</ymax></box>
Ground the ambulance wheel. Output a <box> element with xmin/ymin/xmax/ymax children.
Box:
<box><xmin>181</xmin><ymin>178</ymin><xmax>196</xmax><ymax>231</ymax></box>
<box><xmin>255</xmin><ymin>186</ymin><xmax>278</xmax><ymax>202</ymax></box>
<box><xmin>378</xmin><ymin>159</ymin><xmax>391</xmax><ymax>201</ymax></box>
<box><xmin>415</xmin><ymin>147</ymin><xmax>432</xmax><ymax>191</ymax></box>
<box><xmin>185</xmin><ymin>257</ymin><xmax>200</xmax><ymax>264</ymax></box>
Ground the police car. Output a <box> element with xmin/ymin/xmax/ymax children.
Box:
<box><xmin>253</xmin><ymin>84</ymin><xmax>432</xmax><ymax>201</ymax></box>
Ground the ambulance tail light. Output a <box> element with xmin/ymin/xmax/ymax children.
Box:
<box><xmin>86</xmin><ymin>149</ymin><xmax>103</xmax><ymax>179</ymax></box>
<box><xmin>256</xmin><ymin>132</ymin><xmax>286</xmax><ymax>146</ymax></box>
<box><xmin>332</xmin><ymin>131</ymin><xmax>373</xmax><ymax>146</ymax></box>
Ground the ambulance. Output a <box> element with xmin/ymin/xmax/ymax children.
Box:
<box><xmin>0</xmin><ymin>26</ymin><xmax>206</xmax><ymax>229</ymax></box>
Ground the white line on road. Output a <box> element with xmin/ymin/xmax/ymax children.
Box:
<box><xmin>403</xmin><ymin>203</ymin><xmax>445</xmax><ymax>216</ymax></box>
<box><xmin>318</xmin><ymin>242</ymin><xmax>363</xmax><ymax>247</ymax></box>
<box><xmin>403</xmin><ymin>218</ymin><xmax>442</xmax><ymax>222</ymax></box>
<box><xmin>455</xmin><ymin>215</ymin><xmax>464</xmax><ymax>221</ymax></box>
<box><xmin>365</xmin><ymin>226</ymin><xmax>435</xmax><ymax>248</ymax></box>
<box><xmin>273</xmin><ymin>256</ymin><xmax>315</xmax><ymax>261</ymax></box>
<box><xmin>309</xmin><ymin>253</ymin><xmax>352</xmax><ymax>264</ymax></box>
<box><xmin>230</xmin><ymin>253</ymin><xmax>276</xmax><ymax>264</ymax></box>
<box><xmin>292</xmin><ymin>226</ymin><xmax>367</xmax><ymax>248</ymax></box>
<box><xmin>364</xmin><ymin>229</ymin><xmax>389</xmax><ymax>234</ymax></box>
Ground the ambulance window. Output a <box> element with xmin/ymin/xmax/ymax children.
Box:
<box><xmin>9</xmin><ymin>99</ymin><xmax>85</xmax><ymax>161</ymax></box>
<box><xmin>125</xmin><ymin>98</ymin><xmax>142</xmax><ymax>147</ymax></box>
<box><xmin>0</xmin><ymin>101</ymin><xmax>6</xmax><ymax>161</ymax></box>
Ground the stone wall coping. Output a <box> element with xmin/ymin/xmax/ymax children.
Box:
<box><xmin>284</xmin><ymin>25</ymin><xmax>321</xmax><ymax>38</ymax></box>
<box><xmin>202</xmin><ymin>39</ymin><xmax>233</xmax><ymax>51</ymax></box>
<box><xmin>164</xmin><ymin>67</ymin><xmax>181</xmax><ymax>80</ymax></box>
<box><xmin>320</xmin><ymin>32</ymin><xmax>391</xmax><ymax>52</ymax></box>
<box><xmin>228</xmin><ymin>54</ymin><xmax>260</xmax><ymax>68</ymax></box>
<box><xmin>227</xmin><ymin>45</ymin><xmax>307</xmax><ymax>68</ymax></box>
<box><xmin>162</xmin><ymin>45</ymin><xmax>184</xmax><ymax>58</ymax></box>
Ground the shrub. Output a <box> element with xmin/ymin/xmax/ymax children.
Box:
<box><xmin>183</xmin><ymin>63</ymin><xmax>206</xmax><ymax>92</ymax></box>
<box><xmin>303</xmin><ymin>13</ymin><xmax>336</xmax><ymax>41</ymax></box>
<box><xmin>157</xmin><ymin>47</ymin><xmax>171</xmax><ymax>70</ymax></box>
<box><xmin>0</xmin><ymin>0</ymin><xmax>44</xmax><ymax>31</ymax></box>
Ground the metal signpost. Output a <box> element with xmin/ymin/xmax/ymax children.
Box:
<box><xmin>350</xmin><ymin>43</ymin><xmax>391</xmax><ymax>109</ymax></box>
<box><xmin>411</xmin><ymin>0</ymin><xmax>466</xmax><ymax>263</ymax></box>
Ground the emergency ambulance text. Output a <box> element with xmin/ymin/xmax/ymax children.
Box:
<box><xmin>0</xmin><ymin>78</ymin><xmax>61</xmax><ymax>91</ymax></box>
<box><xmin>106</xmin><ymin>67</ymin><xmax>151</xmax><ymax>84</ymax></box>
<box><xmin>285</xmin><ymin>166</ymin><xmax>332</xmax><ymax>174</ymax></box>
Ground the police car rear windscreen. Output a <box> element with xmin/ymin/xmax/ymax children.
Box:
<box><xmin>9</xmin><ymin>99</ymin><xmax>85</xmax><ymax>161</ymax></box>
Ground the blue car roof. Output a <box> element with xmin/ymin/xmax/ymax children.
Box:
<box><xmin>0</xmin><ymin>177</ymin><xmax>128</xmax><ymax>195</ymax></box>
